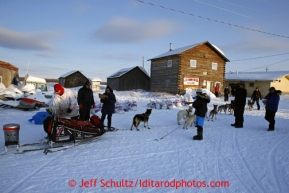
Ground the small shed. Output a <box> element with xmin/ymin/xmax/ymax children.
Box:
<box><xmin>225</xmin><ymin>71</ymin><xmax>289</xmax><ymax>97</ymax></box>
<box><xmin>0</xmin><ymin>60</ymin><xmax>19</xmax><ymax>87</ymax></box>
<box><xmin>107</xmin><ymin>66</ymin><xmax>150</xmax><ymax>91</ymax></box>
<box><xmin>23</xmin><ymin>74</ymin><xmax>48</xmax><ymax>91</ymax></box>
<box><xmin>59</xmin><ymin>70</ymin><xmax>89</xmax><ymax>88</ymax></box>
<box><xmin>92</xmin><ymin>77</ymin><xmax>101</xmax><ymax>92</ymax></box>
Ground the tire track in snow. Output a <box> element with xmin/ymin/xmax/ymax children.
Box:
<box><xmin>220</xmin><ymin>156</ymin><xmax>251</xmax><ymax>192</ymax></box>
<box><xmin>3</xmin><ymin>153</ymin><xmax>63</xmax><ymax>193</ymax></box>
<box><xmin>267</xmin><ymin>135</ymin><xmax>289</xmax><ymax>193</ymax></box>
<box><xmin>233</xmin><ymin>132</ymin><xmax>266</xmax><ymax>192</ymax></box>
<box><xmin>215</xmin><ymin>137</ymin><xmax>228</xmax><ymax>193</ymax></box>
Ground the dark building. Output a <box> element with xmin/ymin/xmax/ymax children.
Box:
<box><xmin>59</xmin><ymin>70</ymin><xmax>89</xmax><ymax>88</ymax></box>
<box><xmin>148</xmin><ymin>41</ymin><xmax>230</xmax><ymax>94</ymax></box>
<box><xmin>107</xmin><ymin>66</ymin><xmax>150</xmax><ymax>91</ymax></box>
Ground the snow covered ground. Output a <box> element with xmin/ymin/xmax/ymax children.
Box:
<box><xmin>0</xmin><ymin>86</ymin><xmax>289</xmax><ymax>193</ymax></box>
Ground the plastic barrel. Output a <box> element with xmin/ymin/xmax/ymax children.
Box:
<box><xmin>3</xmin><ymin>123</ymin><xmax>20</xmax><ymax>146</ymax></box>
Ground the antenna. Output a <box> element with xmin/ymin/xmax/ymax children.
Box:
<box><xmin>26</xmin><ymin>59</ymin><xmax>30</xmax><ymax>75</ymax></box>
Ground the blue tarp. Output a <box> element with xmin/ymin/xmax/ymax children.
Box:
<box><xmin>28</xmin><ymin>112</ymin><xmax>50</xmax><ymax>125</ymax></box>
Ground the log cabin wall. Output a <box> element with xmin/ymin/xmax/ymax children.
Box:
<box><xmin>178</xmin><ymin>44</ymin><xmax>226</xmax><ymax>94</ymax></box>
<box><xmin>150</xmin><ymin>55</ymin><xmax>180</xmax><ymax>94</ymax></box>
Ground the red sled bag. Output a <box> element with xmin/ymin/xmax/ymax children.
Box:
<box><xmin>90</xmin><ymin>115</ymin><xmax>101</xmax><ymax>127</ymax></box>
<box><xmin>43</xmin><ymin>116</ymin><xmax>53</xmax><ymax>133</ymax></box>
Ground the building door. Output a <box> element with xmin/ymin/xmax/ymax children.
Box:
<box><xmin>207</xmin><ymin>81</ymin><xmax>213</xmax><ymax>92</ymax></box>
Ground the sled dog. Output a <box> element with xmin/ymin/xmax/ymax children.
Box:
<box><xmin>247</xmin><ymin>100</ymin><xmax>254</xmax><ymax>111</ymax></box>
<box><xmin>130</xmin><ymin>109</ymin><xmax>152</xmax><ymax>131</ymax></box>
<box><xmin>183</xmin><ymin>114</ymin><xmax>196</xmax><ymax>130</ymax></box>
<box><xmin>177</xmin><ymin>106</ymin><xmax>193</xmax><ymax>125</ymax></box>
<box><xmin>207</xmin><ymin>104</ymin><xmax>218</xmax><ymax>121</ymax></box>
<box><xmin>218</xmin><ymin>104</ymin><xmax>230</xmax><ymax>114</ymax></box>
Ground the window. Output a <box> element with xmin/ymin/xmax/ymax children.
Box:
<box><xmin>212</xmin><ymin>63</ymin><xmax>218</xmax><ymax>70</ymax></box>
<box><xmin>167</xmin><ymin>60</ymin><xmax>172</xmax><ymax>67</ymax></box>
<box><xmin>249</xmin><ymin>82</ymin><xmax>254</xmax><ymax>87</ymax></box>
<box><xmin>190</xmin><ymin>60</ymin><xmax>196</xmax><ymax>68</ymax></box>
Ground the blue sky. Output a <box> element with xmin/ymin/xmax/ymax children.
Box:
<box><xmin>1</xmin><ymin>0</ymin><xmax>289</xmax><ymax>81</ymax></box>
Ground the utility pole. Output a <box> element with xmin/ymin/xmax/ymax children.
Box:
<box><xmin>142</xmin><ymin>56</ymin><xmax>144</xmax><ymax>68</ymax></box>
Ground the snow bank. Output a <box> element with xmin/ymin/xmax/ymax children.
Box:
<box><xmin>186</xmin><ymin>88</ymin><xmax>216</xmax><ymax>99</ymax></box>
<box><xmin>281</xmin><ymin>94</ymin><xmax>289</xmax><ymax>100</ymax></box>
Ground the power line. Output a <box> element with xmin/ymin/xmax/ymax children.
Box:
<box><xmin>194</xmin><ymin>0</ymin><xmax>262</xmax><ymax>21</ymax></box>
<box><xmin>241</xmin><ymin>58</ymin><xmax>289</xmax><ymax>72</ymax></box>
<box><xmin>134</xmin><ymin>0</ymin><xmax>289</xmax><ymax>39</ymax></box>
<box><xmin>230</xmin><ymin>52</ymin><xmax>289</xmax><ymax>62</ymax></box>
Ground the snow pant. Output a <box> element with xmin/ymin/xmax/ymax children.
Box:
<box><xmin>101</xmin><ymin>113</ymin><xmax>112</xmax><ymax>128</ymax></box>
<box><xmin>79</xmin><ymin>108</ymin><xmax>91</xmax><ymax>121</ymax></box>
<box><xmin>224</xmin><ymin>94</ymin><xmax>229</xmax><ymax>102</ymax></box>
<box><xmin>215</xmin><ymin>92</ymin><xmax>219</xmax><ymax>97</ymax></box>
<box><xmin>265</xmin><ymin>110</ymin><xmax>276</xmax><ymax>130</ymax></box>
<box><xmin>252</xmin><ymin>99</ymin><xmax>260</xmax><ymax>110</ymax></box>
<box><xmin>234</xmin><ymin>106</ymin><xmax>245</xmax><ymax>126</ymax></box>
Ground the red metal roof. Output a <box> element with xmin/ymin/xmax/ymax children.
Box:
<box><xmin>0</xmin><ymin>60</ymin><xmax>19</xmax><ymax>71</ymax></box>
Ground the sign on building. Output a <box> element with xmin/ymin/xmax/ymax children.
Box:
<box><xmin>184</xmin><ymin>78</ymin><xmax>199</xmax><ymax>85</ymax></box>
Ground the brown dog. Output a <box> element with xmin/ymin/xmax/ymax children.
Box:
<box><xmin>130</xmin><ymin>109</ymin><xmax>152</xmax><ymax>131</ymax></box>
<box><xmin>207</xmin><ymin>104</ymin><xmax>218</xmax><ymax>121</ymax></box>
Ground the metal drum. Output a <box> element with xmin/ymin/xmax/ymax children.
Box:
<box><xmin>3</xmin><ymin>123</ymin><xmax>20</xmax><ymax>146</ymax></box>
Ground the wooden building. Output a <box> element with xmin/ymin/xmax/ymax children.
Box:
<box><xmin>225</xmin><ymin>71</ymin><xmax>289</xmax><ymax>97</ymax></box>
<box><xmin>0</xmin><ymin>60</ymin><xmax>19</xmax><ymax>87</ymax></box>
<box><xmin>107</xmin><ymin>66</ymin><xmax>150</xmax><ymax>91</ymax></box>
<box><xmin>148</xmin><ymin>41</ymin><xmax>229</xmax><ymax>94</ymax></box>
<box><xmin>59</xmin><ymin>70</ymin><xmax>89</xmax><ymax>88</ymax></box>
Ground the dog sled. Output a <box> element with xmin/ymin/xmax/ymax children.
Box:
<box><xmin>1</xmin><ymin>115</ymin><xmax>108</xmax><ymax>156</ymax></box>
<box><xmin>43</xmin><ymin>115</ymin><xmax>106</xmax><ymax>145</ymax></box>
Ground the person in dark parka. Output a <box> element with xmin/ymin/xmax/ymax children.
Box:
<box><xmin>192</xmin><ymin>88</ymin><xmax>211</xmax><ymax>140</ymax></box>
<box><xmin>231</xmin><ymin>83</ymin><xmax>247</xmax><ymax>128</ymax></box>
<box><xmin>224</xmin><ymin>86</ymin><xmax>230</xmax><ymax>102</ymax></box>
<box><xmin>251</xmin><ymin>87</ymin><xmax>262</xmax><ymax>110</ymax></box>
<box><xmin>100</xmin><ymin>86</ymin><xmax>116</xmax><ymax>131</ymax></box>
<box><xmin>77</xmin><ymin>80</ymin><xmax>95</xmax><ymax>121</ymax></box>
<box><xmin>263</xmin><ymin>87</ymin><xmax>280</xmax><ymax>131</ymax></box>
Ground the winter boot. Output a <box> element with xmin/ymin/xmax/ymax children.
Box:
<box><xmin>193</xmin><ymin>126</ymin><xmax>203</xmax><ymax>140</ymax></box>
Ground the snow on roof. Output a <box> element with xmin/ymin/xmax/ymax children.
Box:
<box><xmin>92</xmin><ymin>77</ymin><xmax>101</xmax><ymax>82</ymax></box>
<box><xmin>59</xmin><ymin>70</ymin><xmax>89</xmax><ymax>79</ymax></box>
<box><xmin>107</xmin><ymin>66</ymin><xmax>150</xmax><ymax>78</ymax></box>
<box><xmin>148</xmin><ymin>41</ymin><xmax>229</xmax><ymax>61</ymax></box>
<box><xmin>25</xmin><ymin>75</ymin><xmax>46</xmax><ymax>83</ymax></box>
<box><xmin>225</xmin><ymin>71</ymin><xmax>289</xmax><ymax>81</ymax></box>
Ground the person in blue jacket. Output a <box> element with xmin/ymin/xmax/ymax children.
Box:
<box><xmin>263</xmin><ymin>87</ymin><xmax>280</xmax><ymax>131</ymax></box>
<box><xmin>192</xmin><ymin>88</ymin><xmax>210</xmax><ymax>140</ymax></box>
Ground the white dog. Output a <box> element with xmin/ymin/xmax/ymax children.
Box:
<box><xmin>177</xmin><ymin>106</ymin><xmax>193</xmax><ymax>125</ymax></box>
<box><xmin>183</xmin><ymin>114</ymin><xmax>197</xmax><ymax>130</ymax></box>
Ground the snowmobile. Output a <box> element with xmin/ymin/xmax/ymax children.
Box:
<box><xmin>0</xmin><ymin>97</ymin><xmax>48</xmax><ymax>110</ymax></box>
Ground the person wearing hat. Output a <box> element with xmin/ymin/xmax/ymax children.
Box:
<box><xmin>100</xmin><ymin>86</ymin><xmax>116</xmax><ymax>131</ymax></box>
<box><xmin>77</xmin><ymin>80</ymin><xmax>95</xmax><ymax>121</ymax></box>
<box><xmin>263</xmin><ymin>87</ymin><xmax>280</xmax><ymax>131</ymax></box>
<box><xmin>231</xmin><ymin>82</ymin><xmax>247</xmax><ymax>128</ymax></box>
<box><xmin>192</xmin><ymin>88</ymin><xmax>211</xmax><ymax>140</ymax></box>
<box><xmin>51</xmin><ymin>84</ymin><xmax>78</xmax><ymax>119</ymax></box>
<box><xmin>223</xmin><ymin>86</ymin><xmax>230</xmax><ymax>102</ymax></box>
<box><xmin>251</xmin><ymin>87</ymin><xmax>262</xmax><ymax>110</ymax></box>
